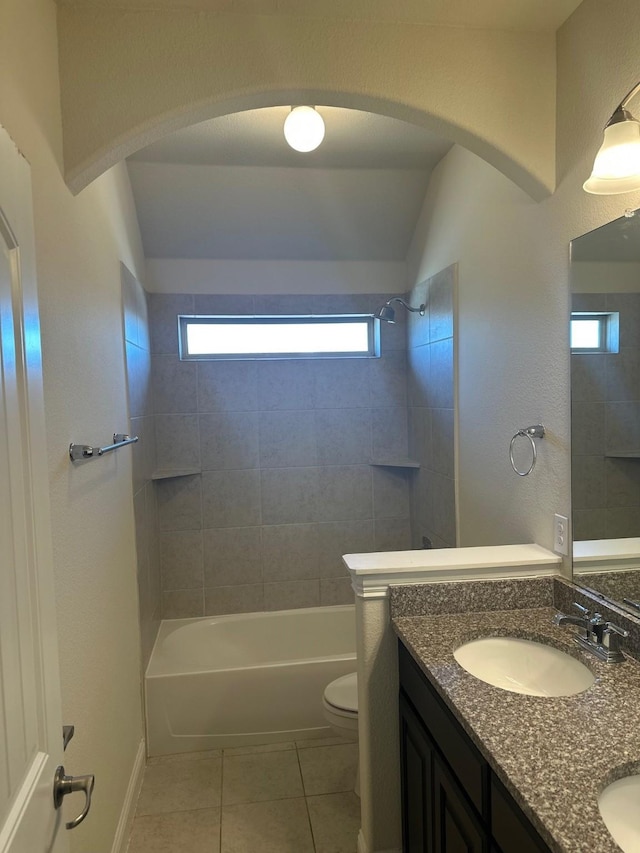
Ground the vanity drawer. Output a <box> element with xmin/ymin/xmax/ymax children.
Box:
<box><xmin>491</xmin><ymin>776</ymin><xmax>550</xmax><ymax>853</ymax></box>
<box><xmin>399</xmin><ymin>642</ymin><xmax>489</xmax><ymax>818</ymax></box>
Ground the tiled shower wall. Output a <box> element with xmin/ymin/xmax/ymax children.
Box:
<box><xmin>149</xmin><ymin>293</ymin><xmax>413</xmax><ymax>618</ymax></box>
<box><xmin>121</xmin><ymin>265</ymin><xmax>161</xmax><ymax>667</ymax></box>
<box><xmin>572</xmin><ymin>291</ymin><xmax>640</xmax><ymax>540</ymax></box>
<box><xmin>407</xmin><ymin>265</ymin><xmax>457</xmax><ymax>548</ymax></box>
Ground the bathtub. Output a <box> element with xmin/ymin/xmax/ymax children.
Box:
<box><xmin>145</xmin><ymin>604</ymin><xmax>356</xmax><ymax>756</ymax></box>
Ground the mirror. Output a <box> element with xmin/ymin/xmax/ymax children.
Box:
<box><xmin>570</xmin><ymin>207</ymin><xmax>640</xmax><ymax>615</ymax></box>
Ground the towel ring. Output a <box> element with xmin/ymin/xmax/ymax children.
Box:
<box><xmin>509</xmin><ymin>425</ymin><xmax>545</xmax><ymax>477</ymax></box>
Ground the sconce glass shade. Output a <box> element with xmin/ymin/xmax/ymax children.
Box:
<box><xmin>284</xmin><ymin>106</ymin><xmax>325</xmax><ymax>153</ymax></box>
<box><xmin>584</xmin><ymin>114</ymin><xmax>640</xmax><ymax>194</ymax></box>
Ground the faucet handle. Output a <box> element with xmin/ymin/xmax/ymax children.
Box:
<box><xmin>604</xmin><ymin>622</ymin><xmax>629</xmax><ymax>639</ymax></box>
<box><xmin>573</xmin><ymin>602</ymin><xmax>592</xmax><ymax>619</ymax></box>
<box><xmin>602</xmin><ymin>622</ymin><xmax>629</xmax><ymax>662</ymax></box>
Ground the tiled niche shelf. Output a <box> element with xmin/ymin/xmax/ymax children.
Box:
<box><xmin>152</xmin><ymin>468</ymin><xmax>201</xmax><ymax>480</ymax></box>
<box><xmin>370</xmin><ymin>459</ymin><xmax>421</xmax><ymax>469</ymax></box>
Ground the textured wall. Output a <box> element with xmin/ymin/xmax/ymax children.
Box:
<box><xmin>406</xmin><ymin>145</ymin><xmax>571</xmax><ymax>554</ymax></box>
<box><xmin>56</xmin><ymin>9</ymin><xmax>555</xmax><ymax>199</ymax></box>
<box><xmin>407</xmin><ymin>265</ymin><xmax>457</xmax><ymax>548</ymax></box>
<box><xmin>150</xmin><ymin>292</ymin><xmax>412</xmax><ymax>618</ymax></box>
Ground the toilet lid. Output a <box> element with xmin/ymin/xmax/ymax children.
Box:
<box><xmin>324</xmin><ymin>672</ymin><xmax>358</xmax><ymax>713</ymax></box>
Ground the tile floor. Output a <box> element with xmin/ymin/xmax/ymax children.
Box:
<box><xmin>127</xmin><ymin>736</ymin><xmax>360</xmax><ymax>853</ymax></box>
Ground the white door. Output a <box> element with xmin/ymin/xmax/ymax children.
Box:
<box><xmin>0</xmin><ymin>126</ymin><xmax>71</xmax><ymax>853</ymax></box>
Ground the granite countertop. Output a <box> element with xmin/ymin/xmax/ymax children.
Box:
<box><xmin>393</xmin><ymin>606</ymin><xmax>640</xmax><ymax>853</ymax></box>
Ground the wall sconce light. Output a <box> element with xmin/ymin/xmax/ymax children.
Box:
<box><xmin>584</xmin><ymin>82</ymin><xmax>640</xmax><ymax>194</ymax></box>
<box><xmin>283</xmin><ymin>106</ymin><xmax>325</xmax><ymax>152</ymax></box>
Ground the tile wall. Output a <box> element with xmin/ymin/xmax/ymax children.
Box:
<box><xmin>122</xmin><ymin>264</ymin><xmax>161</xmax><ymax>666</ymax></box>
<box><xmin>149</xmin><ymin>293</ymin><xmax>413</xmax><ymax>618</ymax></box>
<box><xmin>572</xmin><ymin>291</ymin><xmax>640</xmax><ymax>540</ymax></box>
<box><xmin>407</xmin><ymin>265</ymin><xmax>457</xmax><ymax>548</ymax></box>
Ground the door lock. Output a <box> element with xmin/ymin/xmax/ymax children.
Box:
<box><xmin>53</xmin><ymin>765</ymin><xmax>95</xmax><ymax>829</ymax></box>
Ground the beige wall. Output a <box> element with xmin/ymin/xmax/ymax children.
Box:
<box><xmin>407</xmin><ymin>145</ymin><xmax>568</xmax><ymax>552</ymax></box>
<box><xmin>50</xmin><ymin>0</ymin><xmax>640</xmax><ymax>580</ymax></box>
<box><xmin>56</xmin><ymin>8</ymin><xmax>556</xmax><ymax>200</ymax></box>
<box><xmin>146</xmin><ymin>258</ymin><xmax>407</xmax><ymax>295</ymax></box>
<box><xmin>1</xmin><ymin>2</ymin><xmax>145</xmax><ymax>851</ymax></box>
<box><xmin>402</xmin><ymin>0</ymin><xmax>640</xmax><ymax>565</ymax></box>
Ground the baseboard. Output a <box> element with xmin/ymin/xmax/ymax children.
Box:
<box><xmin>110</xmin><ymin>739</ymin><xmax>145</xmax><ymax>853</ymax></box>
<box><xmin>357</xmin><ymin>830</ymin><xmax>401</xmax><ymax>853</ymax></box>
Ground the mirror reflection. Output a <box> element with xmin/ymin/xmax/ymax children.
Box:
<box><xmin>571</xmin><ymin>207</ymin><xmax>640</xmax><ymax>614</ymax></box>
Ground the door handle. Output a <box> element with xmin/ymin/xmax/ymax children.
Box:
<box><xmin>53</xmin><ymin>765</ymin><xmax>95</xmax><ymax>830</ymax></box>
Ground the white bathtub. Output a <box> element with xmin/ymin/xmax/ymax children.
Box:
<box><xmin>145</xmin><ymin>604</ymin><xmax>356</xmax><ymax>755</ymax></box>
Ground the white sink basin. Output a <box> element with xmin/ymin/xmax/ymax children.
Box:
<box><xmin>453</xmin><ymin>637</ymin><xmax>594</xmax><ymax>697</ymax></box>
<box><xmin>599</xmin><ymin>775</ymin><xmax>640</xmax><ymax>852</ymax></box>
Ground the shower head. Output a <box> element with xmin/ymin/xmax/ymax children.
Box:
<box><xmin>375</xmin><ymin>303</ymin><xmax>397</xmax><ymax>323</ymax></box>
<box><xmin>374</xmin><ymin>297</ymin><xmax>426</xmax><ymax>324</ymax></box>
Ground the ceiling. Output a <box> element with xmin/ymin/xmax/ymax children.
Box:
<box><xmin>127</xmin><ymin>106</ymin><xmax>451</xmax><ymax>262</ymax></box>
<box><xmin>56</xmin><ymin>0</ymin><xmax>584</xmax><ymax>33</ymax></box>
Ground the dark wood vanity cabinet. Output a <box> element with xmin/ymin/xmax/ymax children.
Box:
<box><xmin>398</xmin><ymin>641</ymin><xmax>551</xmax><ymax>853</ymax></box>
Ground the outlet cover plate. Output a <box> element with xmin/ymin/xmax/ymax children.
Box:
<box><xmin>554</xmin><ymin>513</ymin><xmax>569</xmax><ymax>556</ymax></box>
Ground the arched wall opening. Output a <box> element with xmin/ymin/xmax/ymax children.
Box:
<box><xmin>56</xmin><ymin>9</ymin><xmax>556</xmax><ymax>199</ymax></box>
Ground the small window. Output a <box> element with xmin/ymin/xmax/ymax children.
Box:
<box><xmin>179</xmin><ymin>314</ymin><xmax>379</xmax><ymax>360</ymax></box>
<box><xmin>570</xmin><ymin>312</ymin><xmax>619</xmax><ymax>353</ymax></box>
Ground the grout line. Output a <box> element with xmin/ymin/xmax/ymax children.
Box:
<box><xmin>219</xmin><ymin>747</ymin><xmax>225</xmax><ymax>852</ymax></box>
<box><xmin>295</xmin><ymin>742</ymin><xmax>308</xmax><ymax>798</ymax></box>
<box><xmin>296</xmin><ymin>744</ymin><xmax>318</xmax><ymax>853</ymax></box>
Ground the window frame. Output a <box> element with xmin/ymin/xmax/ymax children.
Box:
<box><xmin>178</xmin><ymin>313</ymin><xmax>380</xmax><ymax>361</ymax></box>
<box><xmin>570</xmin><ymin>311</ymin><xmax>619</xmax><ymax>354</ymax></box>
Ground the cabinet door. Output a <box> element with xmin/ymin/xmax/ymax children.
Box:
<box><xmin>399</xmin><ymin>692</ymin><xmax>434</xmax><ymax>853</ymax></box>
<box><xmin>433</xmin><ymin>755</ymin><xmax>487</xmax><ymax>853</ymax></box>
<box><xmin>490</xmin><ymin>776</ymin><xmax>550</xmax><ymax>853</ymax></box>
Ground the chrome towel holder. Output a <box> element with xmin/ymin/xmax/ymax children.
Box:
<box><xmin>509</xmin><ymin>425</ymin><xmax>545</xmax><ymax>477</ymax></box>
<box><xmin>69</xmin><ymin>433</ymin><xmax>139</xmax><ymax>462</ymax></box>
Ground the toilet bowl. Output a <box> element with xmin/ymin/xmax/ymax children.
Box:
<box><xmin>323</xmin><ymin>672</ymin><xmax>359</xmax><ymax>795</ymax></box>
<box><xmin>323</xmin><ymin>672</ymin><xmax>358</xmax><ymax>731</ymax></box>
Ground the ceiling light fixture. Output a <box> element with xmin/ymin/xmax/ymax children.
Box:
<box><xmin>283</xmin><ymin>106</ymin><xmax>325</xmax><ymax>153</ymax></box>
<box><xmin>584</xmin><ymin>81</ymin><xmax>640</xmax><ymax>194</ymax></box>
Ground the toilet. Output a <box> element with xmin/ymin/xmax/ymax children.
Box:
<box><xmin>323</xmin><ymin>672</ymin><xmax>359</xmax><ymax>796</ymax></box>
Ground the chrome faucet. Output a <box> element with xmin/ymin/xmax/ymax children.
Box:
<box><xmin>553</xmin><ymin>602</ymin><xmax>629</xmax><ymax>664</ymax></box>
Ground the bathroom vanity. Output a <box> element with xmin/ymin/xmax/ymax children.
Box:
<box><xmin>398</xmin><ymin>641</ymin><xmax>550</xmax><ymax>852</ymax></box>
<box><xmin>391</xmin><ymin>577</ymin><xmax>640</xmax><ymax>853</ymax></box>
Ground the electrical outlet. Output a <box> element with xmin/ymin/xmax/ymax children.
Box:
<box><xmin>553</xmin><ymin>513</ymin><xmax>569</xmax><ymax>556</ymax></box>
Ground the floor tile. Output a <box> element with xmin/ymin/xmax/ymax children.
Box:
<box><xmin>307</xmin><ymin>792</ymin><xmax>360</xmax><ymax>853</ymax></box>
<box><xmin>221</xmin><ymin>798</ymin><xmax>314</xmax><ymax>853</ymax></box>
<box><xmin>222</xmin><ymin>749</ymin><xmax>304</xmax><ymax>805</ymax></box>
<box><xmin>298</xmin><ymin>743</ymin><xmax>359</xmax><ymax>796</ymax></box>
<box><xmin>147</xmin><ymin>749</ymin><xmax>222</xmax><ymax>765</ymax></box>
<box><xmin>136</xmin><ymin>758</ymin><xmax>222</xmax><ymax>815</ymax></box>
<box><xmin>127</xmin><ymin>808</ymin><xmax>220</xmax><ymax>853</ymax></box>
<box><xmin>223</xmin><ymin>741</ymin><xmax>296</xmax><ymax>756</ymax></box>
